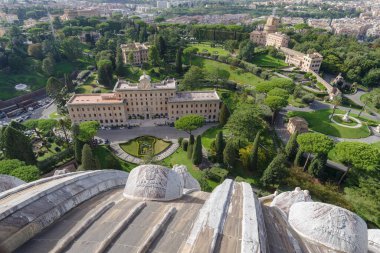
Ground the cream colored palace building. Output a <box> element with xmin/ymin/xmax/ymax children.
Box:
<box><xmin>67</xmin><ymin>74</ymin><xmax>221</xmax><ymax>127</ymax></box>
<box><xmin>121</xmin><ymin>43</ymin><xmax>150</xmax><ymax>65</ymax></box>
<box><xmin>250</xmin><ymin>16</ymin><xmax>290</xmax><ymax>48</ymax></box>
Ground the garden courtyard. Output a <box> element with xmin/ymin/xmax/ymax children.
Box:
<box><xmin>287</xmin><ymin>109</ymin><xmax>379</xmax><ymax>139</ymax></box>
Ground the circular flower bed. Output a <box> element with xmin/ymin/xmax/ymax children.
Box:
<box><xmin>119</xmin><ymin>136</ymin><xmax>172</xmax><ymax>158</ymax></box>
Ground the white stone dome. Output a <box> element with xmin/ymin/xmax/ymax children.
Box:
<box><xmin>172</xmin><ymin>164</ymin><xmax>201</xmax><ymax>191</ymax></box>
<box><xmin>270</xmin><ymin>187</ymin><xmax>312</xmax><ymax>215</ymax></box>
<box><xmin>289</xmin><ymin>202</ymin><xmax>368</xmax><ymax>253</ymax></box>
<box><xmin>139</xmin><ymin>72</ymin><xmax>151</xmax><ymax>82</ymax></box>
<box><xmin>123</xmin><ymin>164</ymin><xmax>183</xmax><ymax>201</ymax></box>
<box><xmin>0</xmin><ymin>175</ymin><xmax>26</xmax><ymax>193</ymax></box>
<box><xmin>368</xmin><ymin>229</ymin><xmax>380</xmax><ymax>253</ymax></box>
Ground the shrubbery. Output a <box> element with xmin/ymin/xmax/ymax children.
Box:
<box><xmin>37</xmin><ymin>148</ymin><xmax>74</xmax><ymax>173</ymax></box>
<box><xmin>205</xmin><ymin>167</ymin><xmax>229</xmax><ymax>182</ymax></box>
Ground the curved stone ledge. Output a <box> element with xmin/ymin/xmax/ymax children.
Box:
<box><xmin>0</xmin><ymin>170</ymin><xmax>128</xmax><ymax>253</ymax></box>
<box><xmin>0</xmin><ymin>171</ymin><xmax>84</xmax><ymax>201</ymax></box>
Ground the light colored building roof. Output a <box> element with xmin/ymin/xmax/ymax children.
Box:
<box><xmin>288</xmin><ymin>116</ymin><xmax>308</xmax><ymax>126</ymax></box>
<box><xmin>0</xmin><ymin>165</ymin><xmax>375</xmax><ymax>253</ymax></box>
<box><xmin>280</xmin><ymin>47</ymin><xmax>305</xmax><ymax>58</ymax></box>
<box><xmin>67</xmin><ymin>94</ymin><xmax>123</xmax><ymax>105</ymax></box>
<box><xmin>168</xmin><ymin>91</ymin><xmax>220</xmax><ymax>103</ymax></box>
<box><xmin>114</xmin><ymin>78</ymin><xmax>177</xmax><ymax>91</ymax></box>
<box><xmin>120</xmin><ymin>42</ymin><xmax>149</xmax><ymax>51</ymax></box>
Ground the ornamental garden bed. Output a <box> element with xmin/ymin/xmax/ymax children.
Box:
<box><xmin>119</xmin><ymin>136</ymin><xmax>172</xmax><ymax>158</ymax></box>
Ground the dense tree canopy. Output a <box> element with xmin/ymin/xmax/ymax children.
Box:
<box><xmin>78</xmin><ymin>121</ymin><xmax>100</xmax><ymax>142</ymax></box>
<box><xmin>297</xmin><ymin>133</ymin><xmax>334</xmax><ymax>155</ymax></box>
<box><xmin>333</xmin><ymin>142</ymin><xmax>380</xmax><ymax>171</ymax></box>
<box><xmin>175</xmin><ymin>115</ymin><xmax>205</xmax><ymax>135</ymax></box>
<box><xmin>225</xmin><ymin>104</ymin><xmax>267</xmax><ymax>141</ymax></box>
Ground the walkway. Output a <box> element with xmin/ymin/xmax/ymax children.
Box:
<box><xmin>110</xmin><ymin>139</ymin><xmax>180</xmax><ymax>164</ymax></box>
<box><xmin>97</xmin><ymin>123</ymin><xmax>218</xmax><ymax>143</ymax></box>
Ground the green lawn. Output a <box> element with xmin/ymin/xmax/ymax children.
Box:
<box><xmin>75</xmin><ymin>73</ymin><xmax>112</xmax><ymax>94</ymax></box>
<box><xmin>160</xmin><ymin>148</ymin><xmax>219</xmax><ymax>190</ymax></box>
<box><xmin>120</xmin><ymin>136</ymin><xmax>172</xmax><ymax>158</ymax></box>
<box><xmin>201</xmin><ymin>125</ymin><xmax>223</xmax><ymax>150</ymax></box>
<box><xmin>288</xmin><ymin>109</ymin><xmax>372</xmax><ymax>139</ymax></box>
<box><xmin>93</xmin><ymin>145</ymin><xmax>136</xmax><ymax>172</ymax></box>
<box><xmin>193</xmin><ymin>56</ymin><xmax>265</xmax><ymax>87</ymax></box>
<box><xmin>0</xmin><ymin>58</ymin><xmax>48</xmax><ymax>100</ymax></box>
<box><xmin>190</xmin><ymin>43</ymin><xmax>230</xmax><ymax>56</ymax></box>
<box><xmin>252</xmin><ymin>54</ymin><xmax>287</xmax><ymax>68</ymax></box>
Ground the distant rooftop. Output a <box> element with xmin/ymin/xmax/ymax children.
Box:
<box><xmin>168</xmin><ymin>91</ymin><xmax>220</xmax><ymax>103</ymax></box>
<box><xmin>114</xmin><ymin>78</ymin><xmax>176</xmax><ymax>91</ymax></box>
<box><xmin>120</xmin><ymin>42</ymin><xmax>149</xmax><ymax>51</ymax></box>
<box><xmin>68</xmin><ymin>94</ymin><xmax>123</xmax><ymax>105</ymax></box>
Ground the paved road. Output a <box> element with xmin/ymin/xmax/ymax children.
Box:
<box><xmin>97</xmin><ymin>123</ymin><xmax>218</xmax><ymax>143</ymax></box>
<box><xmin>287</xmin><ymin>100</ymin><xmax>380</xmax><ymax>121</ymax></box>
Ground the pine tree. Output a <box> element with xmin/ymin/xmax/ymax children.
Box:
<box><xmin>219</xmin><ymin>103</ymin><xmax>230</xmax><ymax>126</ymax></box>
<box><xmin>187</xmin><ymin>134</ymin><xmax>195</xmax><ymax>159</ymax></box>
<box><xmin>250</xmin><ymin>130</ymin><xmax>261</xmax><ymax>171</ymax></box>
<box><xmin>2</xmin><ymin>126</ymin><xmax>36</xmax><ymax>165</ymax></box>
<box><xmin>175</xmin><ymin>48</ymin><xmax>183</xmax><ymax>74</ymax></box>
<box><xmin>192</xmin><ymin>135</ymin><xmax>203</xmax><ymax>165</ymax></box>
<box><xmin>74</xmin><ymin>138</ymin><xmax>84</xmax><ymax>163</ymax></box>
<box><xmin>308</xmin><ymin>154</ymin><xmax>327</xmax><ymax>180</ymax></box>
<box><xmin>285</xmin><ymin>131</ymin><xmax>299</xmax><ymax>161</ymax></box>
<box><xmin>215</xmin><ymin>131</ymin><xmax>224</xmax><ymax>163</ymax></box>
<box><xmin>223</xmin><ymin>139</ymin><xmax>239</xmax><ymax>168</ymax></box>
<box><xmin>80</xmin><ymin>144</ymin><xmax>95</xmax><ymax>170</ymax></box>
<box><xmin>261</xmin><ymin>153</ymin><xmax>288</xmax><ymax>186</ymax></box>
<box><xmin>115</xmin><ymin>46</ymin><xmax>124</xmax><ymax>76</ymax></box>
<box><xmin>294</xmin><ymin>149</ymin><xmax>303</xmax><ymax>166</ymax></box>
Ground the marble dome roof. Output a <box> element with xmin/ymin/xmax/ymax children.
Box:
<box><xmin>270</xmin><ymin>187</ymin><xmax>312</xmax><ymax>215</ymax></box>
<box><xmin>123</xmin><ymin>164</ymin><xmax>183</xmax><ymax>201</ymax></box>
<box><xmin>0</xmin><ymin>174</ymin><xmax>25</xmax><ymax>193</ymax></box>
<box><xmin>172</xmin><ymin>164</ymin><xmax>201</xmax><ymax>191</ymax></box>
<box><xmin>289</xmin><ymin>202</ymin><xmax>368</xmax><ymax>253</ymax></box>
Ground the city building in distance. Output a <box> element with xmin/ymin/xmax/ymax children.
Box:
<box><xmin>121</xmin><ymin>43</ymin><xmax>150</xmax><ymax>65</ymax></box>
<box><xmin>250</xmin><ymin>15</ymin><xmax>290</xmax><ymax>48</ymax></box>
<box><xmin>280</xmin><ymin>47</ymin><xmax>323</xmax><ymax>73</ymax></box>
<box><xmin>67</xmin><ymin>74</ymin><xmax>220</xmax><ymax>127</ymax></box>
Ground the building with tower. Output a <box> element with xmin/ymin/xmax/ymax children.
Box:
<box><xmin>67</xmin><ymin>74</ymin><xmax>221</xmax><ymax>127</ymax></box>
<box><xmin>250</xmin><ymin>15</ymin><xmax>289</xmax><ymax>48</ymax></box>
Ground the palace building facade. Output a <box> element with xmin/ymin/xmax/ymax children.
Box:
<box><xmin>67</xmin><ymin>74</ymin><xmax>221</xmax><ymax>127</ymax></box>
<box><xmin>250</xmin><ymin>15</ymin><xmax>290</xmax><ymax>48</ymax></box>
<box><xmin>120</xmin><ymin>43</ymin><xmax>150</xmax><ymax>65</ymax></box>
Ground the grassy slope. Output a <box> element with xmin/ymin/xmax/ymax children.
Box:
<box><xmin>192</xmin><ymin>56</ymin><xmax>265</xmax><ymax>87</ymax></box>
<box><xmin>289</xmin><ymin>109</ymin><xmax>372</xmax><ymax>139</ymax></box>
<box><xmin>191</xmin><ymin>43</ymin><xmax>230</xmax><ymax>56</ymax></box>
<box><xmin>252</xmin><ymin>54</ymin><xmax>287</xmax><ymax>68</ymax></box>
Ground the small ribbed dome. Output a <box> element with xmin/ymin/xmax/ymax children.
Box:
<box><xmin>289</xmin><ymin>202</ymin><xmax>368</xmax><ymax>253</ymax></box>
<box><xmin>270</xmin><ymin>187</ymin><xmax>312</xmax><ymax>215</ymax></box>
<box><xmin>123</xmin><ymin>165</ymin><xmax>183</xmax><ymax>201</ymax></box>
<box><xmin>139</xmin><ymin>72</ymin><xmax>151</xmax><ymax>81</ymax></box>
<box><xmin>0</xmin><ymin>175</ymin><xmax>25</xmax><ymax>193</ymax></box>
<box><xmin>172</xmin><ymin>164</ymin><xmax>200</xmax><ymax>191</ymax></box>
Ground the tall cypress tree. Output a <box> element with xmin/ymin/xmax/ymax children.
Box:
<box><xmin>215</xmin><ymin>131</ymin><xmax>224</xmax><ymax>163</ymax></box>
<box><xmin>175</xmin><ymin>48</ymin><xmax>183</xmax><ymax>74</ymax></box>
<box><xmin>261</xmin><ymin>153</ymin><xmax>288</xmax><ymax>186</ymax></box>
<box><xmin>74</xmin><ymin>138</ymin><xmax>84</xmax><ymax>163</ymax></box>
<box><xmin>219</xmin><ymin>103</ymin><xmax>230</xmax><ymax>126</ymax></box>
<box><xmin>192</xmin><ymin>135</ymin><xmax>203</xmax><ymax>165</ymax></box>
<box><xmin>250</xmin><ymin>130</ymin><xmax>261</xmax><ymax>171</ymax></box>
<box><xmin>187</xmin><ymin>134</ymin><xmax>195</xmax><ymax>159</ymax></box>
<box><xmin>80</xmin><ymin>144</ymin><xmax>95</xmax><ymax>170</ymax></box>
<box><xmin>223</xmin><ymin>139</ymin><xmax>239</xmax><ymax>168</ymax></box>
<box><xmin>285</xmin><ymin>131</ymin><xmax>299</xmax><ymax>161</ymax></box>
<box><xmin>3</xmin><ymin>126</ymin><xmax>36</xmax><ymax>165</ymax></box>
<box><xmin>115</xmin><ymin>46</ymin><xmax>124</xmax><ymax>77</ymax></box>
